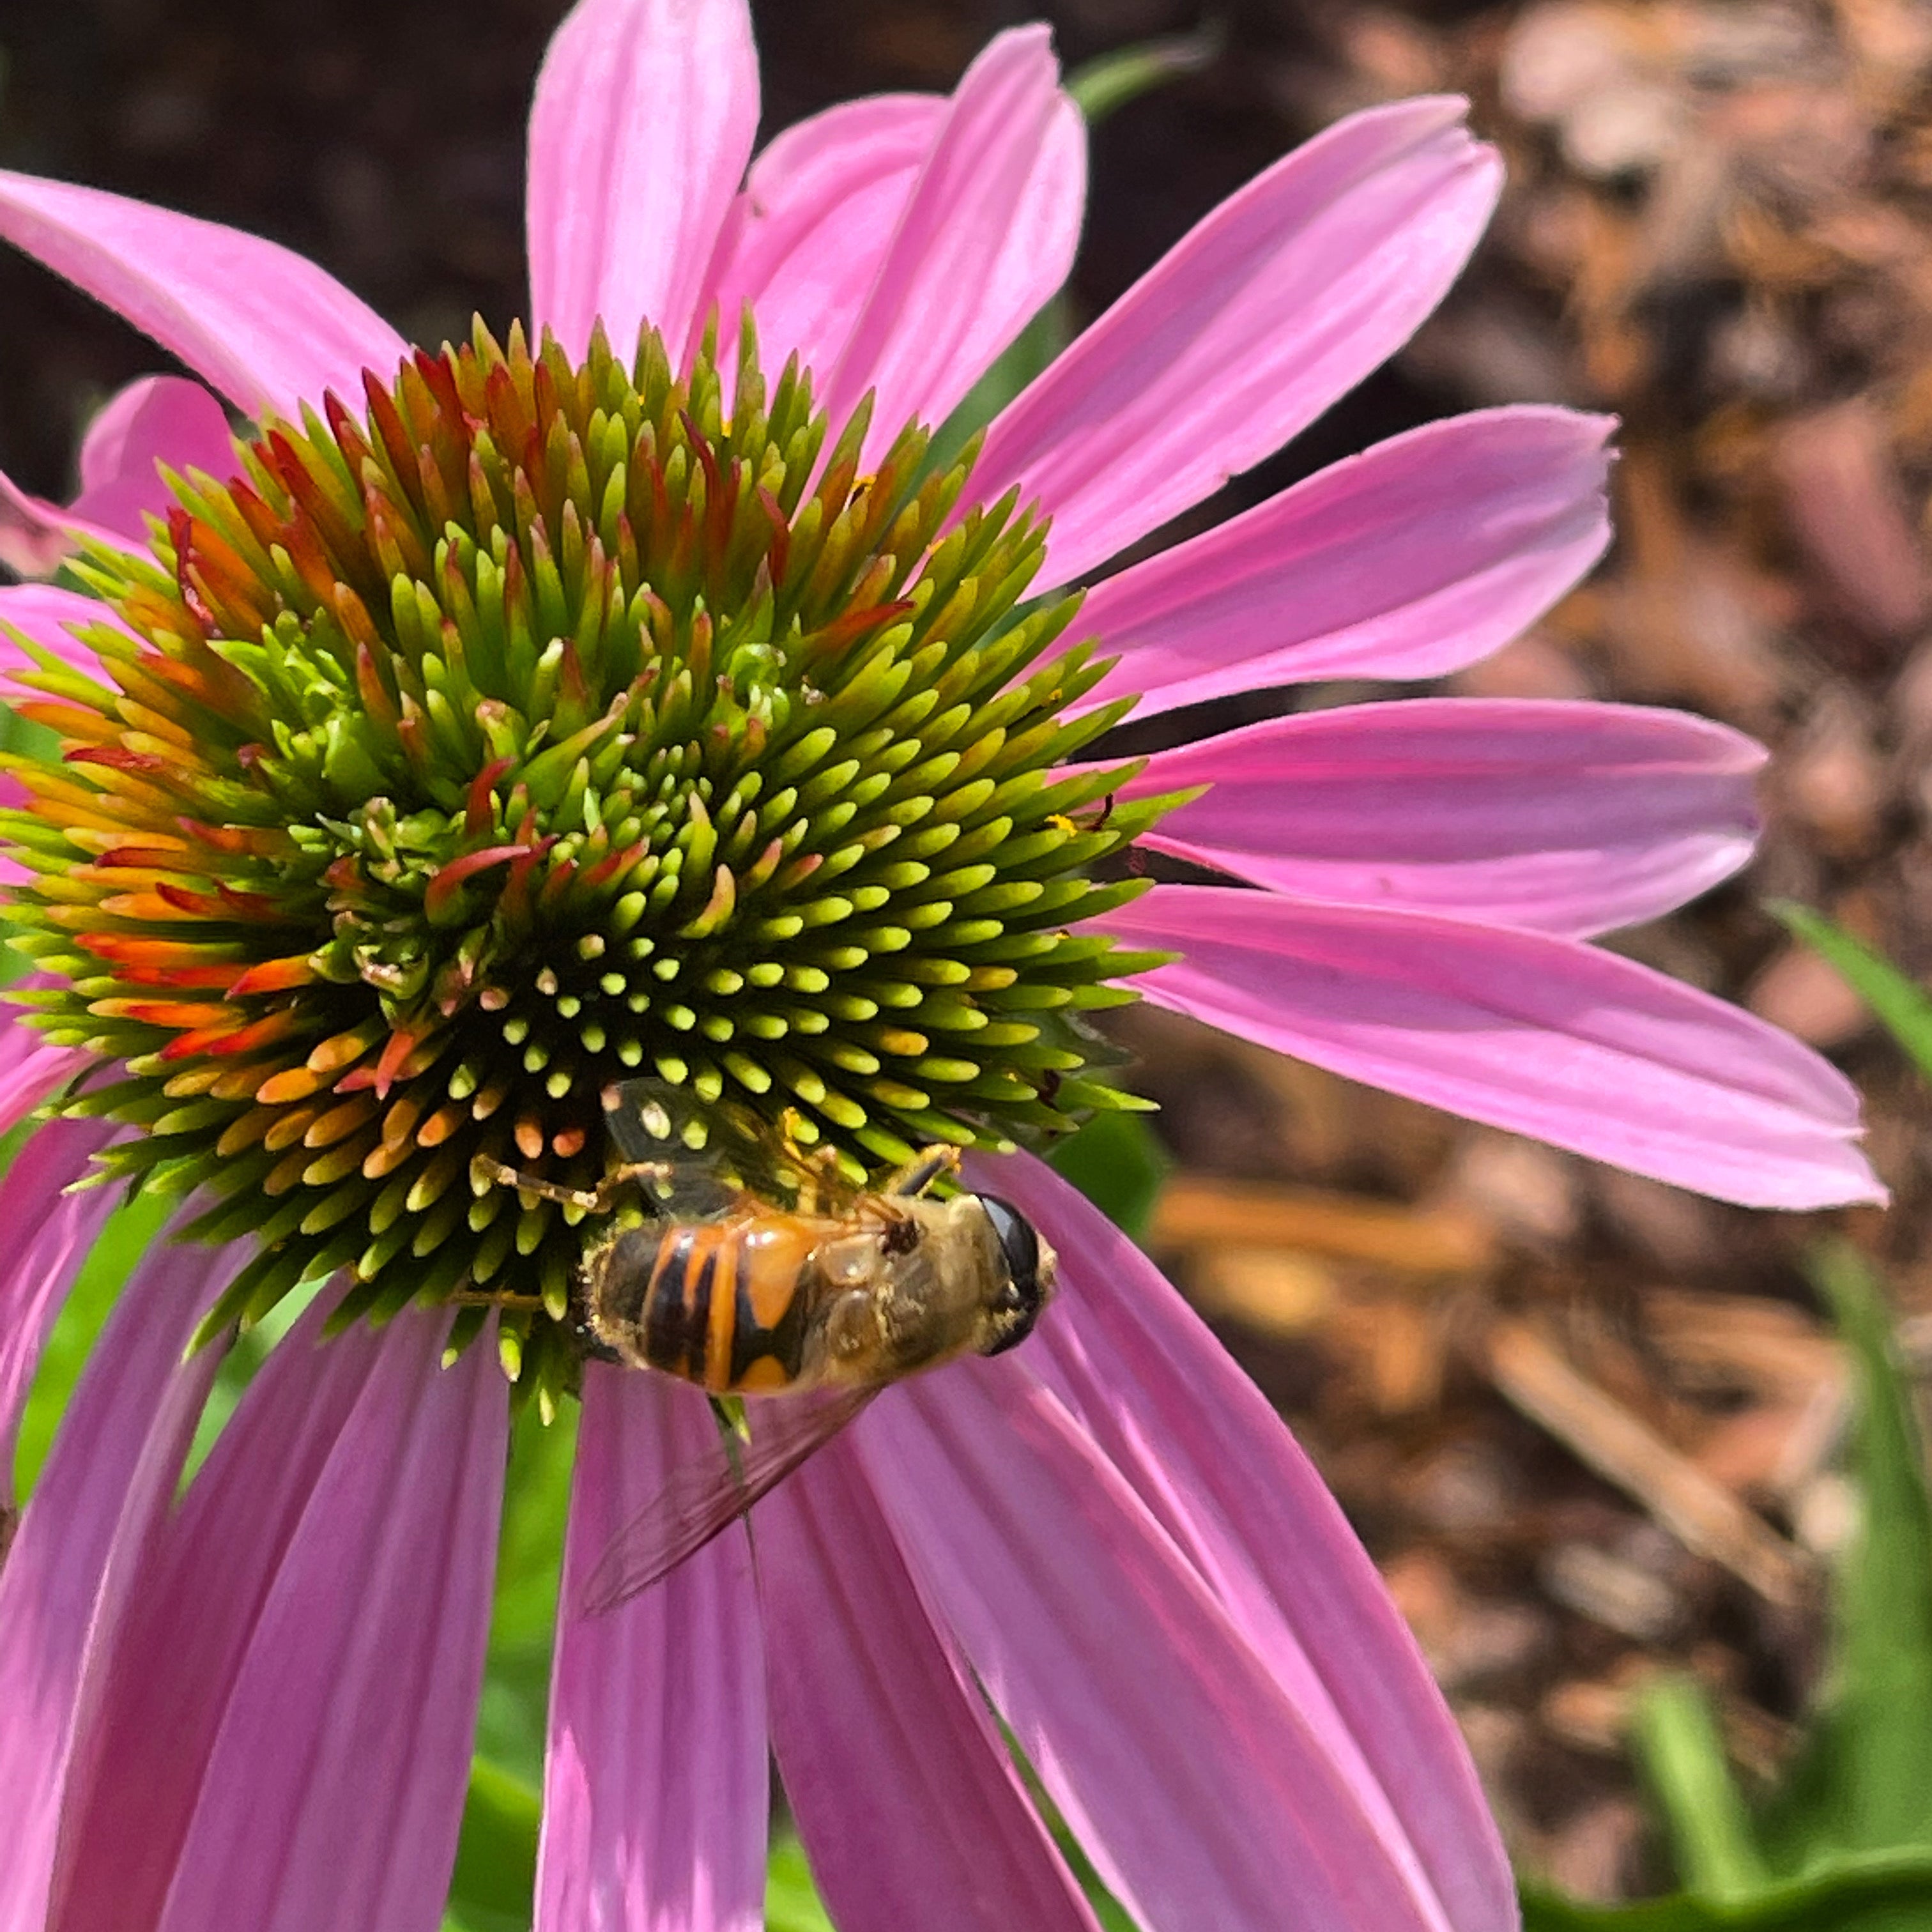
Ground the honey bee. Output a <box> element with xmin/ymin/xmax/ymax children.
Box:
<box><xmin>473</xmin><ymin>1082</ymin><xmax>1055</xmax><ymax>1608</ymax></box>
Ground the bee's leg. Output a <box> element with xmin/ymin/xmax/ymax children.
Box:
<box><xmin>604</xmin><ymin>1160</ymin><xmax>675</xmax><ymax>1215</ymax></box>
<box><xmin>471</xmin><ymin>1153</ymin><xmax>671</xmax><ymax>1215</ymax></box>
<box><xmin>884</xmin><ymin>1144</ymin><xmax>961</xmax><ymax>1199</ymax></box>
<box><xmin>791</xmin><ymin>1144</ymin><xmax>846</xmax><ymax>1216</ymax></box>
<box><xmin>450</xmin><ymin>1289</ymin><xmax>547</xmax><ymax>1310</ymax></box>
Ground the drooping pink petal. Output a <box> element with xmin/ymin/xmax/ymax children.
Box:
<box><xmin>702</xmin><ymin>95</ymin><xmax>945</xmax><ymax>384</ymax></box>
<box><xmin>0</xmin><ymin>1004</ymin><xmax>90</xmax><ymax>1133</ymax></box>
<box><xmin>0</xmin><ymin>173</ymin><xmax>404</xmax><ymax>420</ymax></box>
<box><xmin>539</xmin><ymin>1365</ymin><xmax>765</xmax><ymax>1932</ymax></box>
<box><xmin>856</xmin><ymin>1367</ymin><xmax>1464</xmax><ymax>1932</ymax></box>
<box><xmin>1077</xmin><ymin>408</ymin><xmax>1613</xmax><ymax>715</ymax></box>
<box><xmin>820</xmin><ymin>29</ymin><xmax>1085</xmax><ymax>459</ymax></box>
<box><xmin>527</xmin><ymin>0</ymin><xmax>760</xmax><ymax>364</ymax></box>
<box><xmin>1126</xmin><ymin>697</ymin><xmax>1761</xmax><ymax>937</ymax></box>
<box><xmin>756</xmin><ymin>1439</ymin><xmax>1102</xmax><ymax>1932</ymax></box>
<box><xmin>1105</xmin><ymin>884</ymin><xmax>1882</xmax><ymax>1208</ymax></box>
<box><xmin>974</xmin><ymin>96</ymin><xmax>1502</xmax><ymax>587</ymax></box>
<box><xmin>0</xmin><ymin>1119</ymin><xmax>118</xmax><ymax>1498</ymax></box>
<box><xmin>0</xmin><ymin>582</ymin><xmax>135</xmax><ymax>690</ymax></box>
<box><xmin>0</xmin><ymin>376</ymin><xmax>236</xmax><ymax>578</ymax></box>
<box><xmin>970</xmin><ymin>1152</ymin><xmax>1516</xmax><ymax>1932</ymax></box>
<box><xmin>49</xmin><ymin>1299</ymin><xmax>506</xmax><ymax>1932</ymax></box>
<box><xmin>0</xmin><ymin>1234</ymin><xmax>233</xmax><ymax>1932</ymax></box>
<box><xmin>75</xmin><ymin>376</ymin><xmax>236</xmax><ymax>540</ymax></box>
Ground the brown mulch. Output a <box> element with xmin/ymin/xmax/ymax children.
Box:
<box><xmin>6</xmin><ymin>0</ymin><xmax>1931</xmax><ymax>1901</ymax></box>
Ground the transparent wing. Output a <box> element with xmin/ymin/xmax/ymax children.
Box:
<box><xmin>600</xmin><ymin>1077</ymin><xmax>856</xmax><ymax>1215</ymax></box>
<box><xmin>576</xmin><ymin>1382</ymin><xmax>878</xmax><ymax>1616</ymax></box>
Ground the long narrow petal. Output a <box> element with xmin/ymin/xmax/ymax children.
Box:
<box><xmin>527</xmin><ymin>0</ymin><xmax>760</xmax><ymax>362</ymax></box>
<box><xmin>1077</xmin><ymin>409</ymin><xmax>1613</xmax><ymax>715</ymax></box>
<box><xmin>1104</xmin><ymin>884</ymin><xmax>1882</xmax><ymax>1208</ymax></box>
<box><xmin>539</xmin><ymin>1365</ymin><xmax>766</xmax><ymax>1932</ymax></box>
<box><xmin>0</xmin><ymin>1119</ymin><xmax>118</xmax><ymax>1495</ymax></box>
<box><xmin>702</xmin><ymin>95</ymin><xmax>944</xmax><ymax>383</ymax></box>
<box><xmin>50</xmin><ymin>1300</ymin><xmax>506</xmax><ymax>1932</ymax></box>
<box><xmin>0</xmin><ymin>377</ymin><xmax>235</xmax><ymax>577</ymax></box>
<box><xmin>857</xmin><ymin>1368</ymin><xmax>1462</xmax><ymax>1932</ymax></box>
<box><xmin>0</xmin><ymin>1004</ymin><xmax>89</xmax><ymax>1133</ymax></box>
<box><xmin>822</xmin><ymin>30</ymin><xmax>1085</xmax><ymax>457</ymax></box>
<box><xmin>756</xmin><ymin>1441</ymin><xmax>1102</xmax><ymax>1932</ymax></box>
<box><xmin>974</xmin><ymin>97</ymin><xmax>1501</xmax><ymax>586</ymax></box>
<box><xmin>1127</xmin><ymin>698</ymin><xmax>1761</xmax><ymax>937</ymax></box>
<box><xmin>970</xmin><ymin>1152</ymin><xmax>1515</xmax><ymax>1932</ymax></box>
<box><xmin>0</xmin><ymin>172</ymin><xmax>404</xmax><ymax>420</ymax></box>
<box><xmin>0</xmin><ymin>1235</ymin><xmax>233</xmax><ymax>1932</ymax></box>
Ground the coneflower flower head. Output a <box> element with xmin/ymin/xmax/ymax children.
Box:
<box><xmin>0</xmin><ymin>9</ymin><xmax>1889</xmax><ymax>1929</ymax></box>
<box><xmin>4</xmin><ymin>318</ymin><xmax>1171</xmax><ymax>1404</ymax></box>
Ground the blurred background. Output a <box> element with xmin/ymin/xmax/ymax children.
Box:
<box><xmin>4</xmin><ymin>0</ymin><xmax>1930</xmax><ymax>1909</ymax></box>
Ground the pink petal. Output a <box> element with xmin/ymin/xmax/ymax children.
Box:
<box><xmin>0</xmin><ymin>376</ymin><xmax>236</xmax><ymax>578</ymax></box>
<box><xmin>756</xmin><ymin>1440</ymin><xmax>1101</xmax><ymax>1932</ymax></box>
<box><xmin>820</xmin><ymin>31</ymin><xmax>1086</xmax><ymax>459</ymax></box>
<box><xmin>0</xmin><ymin>1235</ymin><xmax>233</xmax><ymax>1932</ymax></box>
<box><xmin>702</xmin><ymin>95</ymin><xmax>946</xmax><ymax>387</ymax></box>
<box><xmin>974</xmin><ymin>98</ymin><xmax>1501</xmax><ymax>588</ymax></box>
<box><xmin>0</xmin><ymin>582</ymin><xmax>136</xmax><ymax>694</ymax></box>
<box><xmin>970</xmin><ymin>1153</ymin><xmax>1515</xmax><ymax>1932</ymax></box>
<box><xmin>0</xmin><ymin>172</ymin><xmax>405</xmax><ymax>420</ymax></box>
<box><xmin>1128</xmin><ymin>697</ymin><xmax>1761</xmax><ymax>937</ymax></box>
<box><xmin>49</xmin><ymin>1299</ymin><xmax>506</xmax><ymax>1932</ymax></box>
<box><xmin>856</xmin><ymin>1367</ymin><xmax>1466</xmax><ymax>1932</ymax></box>
<box><xmin>539</xmin><ymin>1365</ymin><xmax>765</xmax><ymax>1932</ymax></box>
<box><xmin>526</xmin><ymin>0</ymin><xmax>761</xmax><ymax>364</ymax></box>
<box><xmin>1105</xmin><ymin>884</ymin><xmax>1882</xmax><ymax>1208</ymax></box>
<box><xmin>1077</xmin><ymin>408</ymin><xmax>1613</xmax><ymax>715</ymax></box>
<box><xmin>0</xmin><ymin>472</ymin><xmax>83</xmax><ymax>578</ymax></box>
<box><xmin>0</xmin><ymin>1119</ymin><xmax>118</xmax><ymax>1498</ymax></box>
<box><xmin>0</xmin><ymin>1005</ymin><xmax>89</xmax><ymax>1134</ymax></box>
<box><xmin>73</xmin><ymin>376</ymin><xmax>236</xmax><ymax>537</ymax></box>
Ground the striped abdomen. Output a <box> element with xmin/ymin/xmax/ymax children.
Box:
<box><xmin>621</xmin><ymin>1215</ymin><xmax>824</xmax><ymax>1393</ymax></box>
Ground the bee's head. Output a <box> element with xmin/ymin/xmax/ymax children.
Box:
<box><xmin>972</xmin><ymin>1194</ymin><xmax>1055</xmax><ymax>1357</ymax></box>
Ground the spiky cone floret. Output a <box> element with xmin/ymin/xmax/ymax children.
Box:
<box><xmin>0</xmin><ymin>318</ymin><xmax>1181</xmax><ymax>1409</ymax></box>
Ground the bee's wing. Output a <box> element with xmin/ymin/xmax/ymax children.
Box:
<box><xmin>576</xmin><ymin>1383</ymin><xmax>878</xmax><ymax>1616</ymax></box>
<box><xmin>601</xmin><ymin>1077</ymin><xmax>859</xmax><ymax>1215</ymax></box>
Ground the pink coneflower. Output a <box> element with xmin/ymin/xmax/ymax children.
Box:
<box><xmin>0</xmin><ymin>4</ymin><xmax>1878</xmax><ymax>1931</ymax></box>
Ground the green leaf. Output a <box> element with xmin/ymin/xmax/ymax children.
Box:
<box><xmin>473</xmin><ymin>1399</ymin><xmax>578</xmax><ymax>1786</ymax></box>
<box><xmin>926</xmin><ymin>295</ymin><xmax>1072</xmax><ymax>471</ymax></box>
<box><xmin>1771</xmin><ymin>903</ymin><xmax>1932</xmax><ymax>1084</ymax></box>
<box><xmin>1629</xmin><ymin>1675</ymin><xmax>1767</xmax><ymax>1899</ymax></box>
<box><xmin>445</xmin><ymin>1756</ymin><xmax>541</xmax><ymax>1932</ymax></box>
<box><xmin>766</xmin><ymin>1836</ymin><xmax>838</xmax><ymax>1932</ymax></box>
<box><xmin>445</xmin><ymin>1401</ymin><xmax>577</xmax><ymax>1931</ymax></box>
<box><xmin>1046</xmin><ymin>1109</ymin><xmax>1171</xmax><ymax>1240</ymax></box>
<box><xmin>1519</xmin><ymin>1849</ymin><xmax>1932</xmax><ymax>1929</ymax></box>
<box><xmin>1064</xmin><ymin>22</ymin><xmax>1227</xmax><ymax>125</ymax></box>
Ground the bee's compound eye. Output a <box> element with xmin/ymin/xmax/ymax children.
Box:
<box><xmin>975</xmin><ymin>1193</ymin><xmax>1046</xmax><ymax>1356</ymax></box>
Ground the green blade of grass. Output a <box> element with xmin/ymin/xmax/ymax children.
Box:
<box><xmin>1790</xmin><ymin>1243</ymin><xmax>1932</xmax><ymax>1856</ymax></box>
<box><xmin>1629</xmin><ymin>1675</ymin><xmax>1767</xmax><ymax>1901</ymax></box>
<box><xmin>1772</xmin><ymin>903</ymin><xmax>1932</xmax><ymax>1083</ymax></box>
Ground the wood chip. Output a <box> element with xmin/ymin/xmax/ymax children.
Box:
<box><xmin>1486</xmin><ymin>1317</ymin><xmax>1811</xmax><ymax>1604</ymax></box>
<box><xmin>1152</xmin><ymin>1174</ymin><xmax>1496</xmax><ymax>1276</ymax></box>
